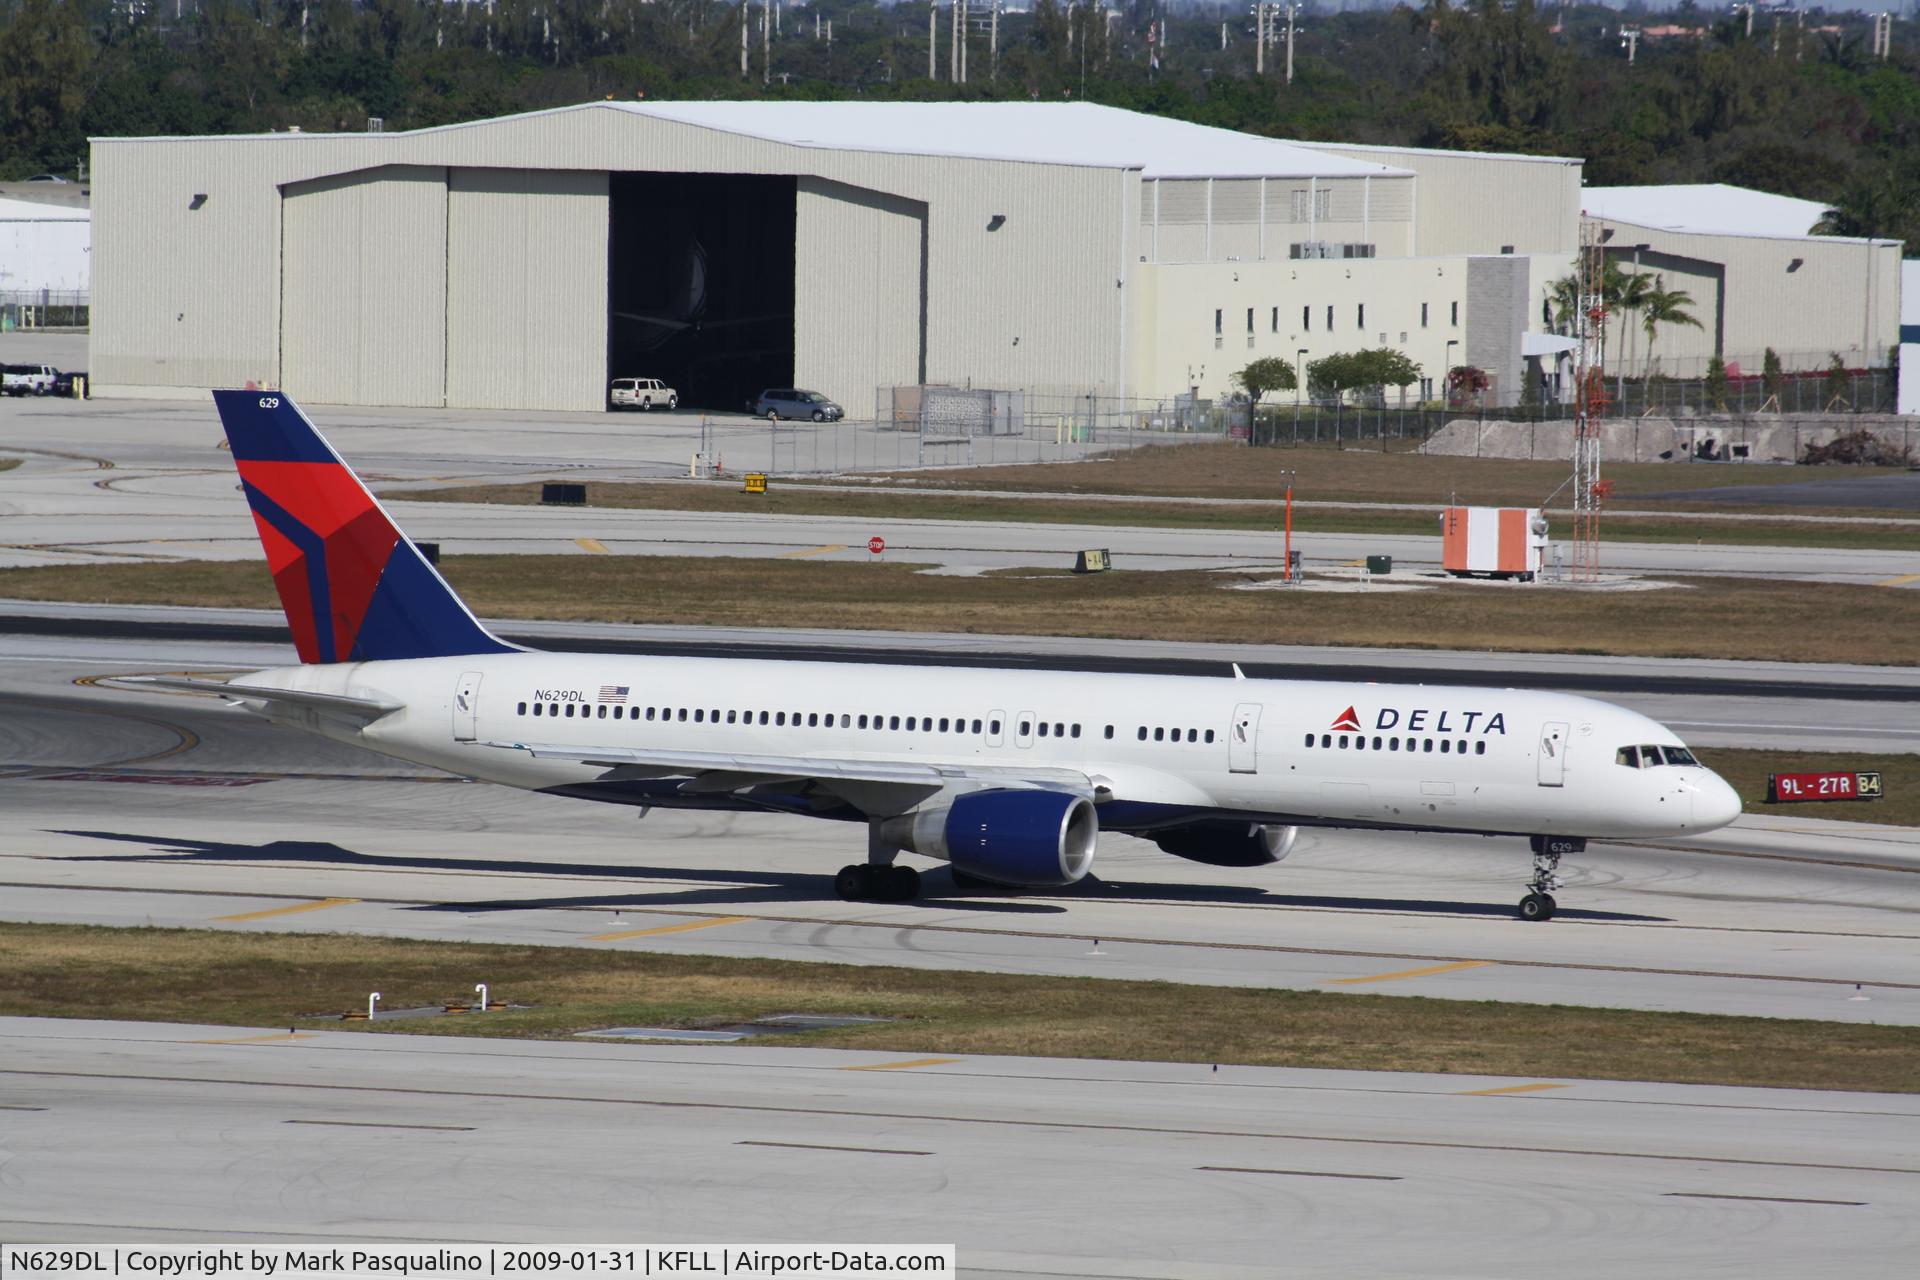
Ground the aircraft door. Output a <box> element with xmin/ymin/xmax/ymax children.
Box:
<box><xmin>1537</xmin><ymin>721</ymin><xmax>1569</xmax><ymax>787</ymax></box>
<box><xmin>1229</xmin><ymin>702</ymin><xmax>1262</xmax><ymax>774</ymax></box>
<box><xmin>1014</xmin><ymin>710</ymin><xmax>1036</xmax><ymax>749</ymax></box>
<box><xmin>453</xmin><ymin>671</ymin><xmax>483</xmax><ymax>742</ymax></box>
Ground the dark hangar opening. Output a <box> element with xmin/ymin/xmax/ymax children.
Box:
<box><xmin>607</xmin><ymin>173</ymin><xmax>796</xmax><ymax>412</ymax></box>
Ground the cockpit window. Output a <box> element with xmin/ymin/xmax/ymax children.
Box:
<box><xmin>1664</xmin><ymin>746</ymin><xmax>1699</xmax><ymax>766</ymax></box>
<box><xmin>1640</xmin><ymin>744</ymin><xmax>1666</xmax><ymax>766</ymax></box>
<box><xmin>1616</xmin><ymin>746</ymin><xmax>1640</xmax><ymax>769</ymax></box>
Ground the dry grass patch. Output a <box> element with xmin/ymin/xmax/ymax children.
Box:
<box><xmin>1</xmin><ymin>555</ymin><xmax>1916</xmax><ymax>666</ymax></box>
<box><xmin>0</xmin><ymin>458</ymin><xmax>21</xmax><ymax>474</ymax></box>
<box><xmin>393</xmin><ymin>480</ymin><xmax>1917</xmax><ymax>551</ymax></box>
<box><xmin>887</xmin><ymin>442</ymin><xmax>1910</xmax><ymax>510</ymax></box>
<box><xmin>2</xmin><ymin>922</ymin><xmax>1915</xmax><ymax>1093</ymax></box>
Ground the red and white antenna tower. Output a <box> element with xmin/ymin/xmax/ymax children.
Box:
<box><xmin>1571</xmin><ymin>219</ymin><xmax>1611</xmax><ymax>583</ymax></box>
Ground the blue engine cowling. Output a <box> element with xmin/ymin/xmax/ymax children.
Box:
<box><xmin>882</xmin><ymin>788</ymin><xmax>1097</xmax><ymax>887</ymax></box>
<box><xmin>1153</xmin><ymin>822</ymin><xmax>1297</xmax><ymax>867</ymax></box>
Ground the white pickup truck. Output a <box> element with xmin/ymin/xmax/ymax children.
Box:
<box><xmin>3</xmin><ymin>364</ymin><xmax>58</xmax><ymax>396</ymax></box>
<box><xmin>609</xmin><ymin>377</ymin><xmax>679</xmax><ymax>411</ymax></box>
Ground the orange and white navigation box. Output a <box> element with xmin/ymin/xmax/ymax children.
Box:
<box><xmin>1440</xmin><ymin>506</ymin><xmax>1547</xmax><ymax>580</ymax></box>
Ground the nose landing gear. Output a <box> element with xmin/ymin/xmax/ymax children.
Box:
<box><xmin>1520</xmin><ymin>836</ymin><xmax>1586</xmax><ymax>921</ymax></box>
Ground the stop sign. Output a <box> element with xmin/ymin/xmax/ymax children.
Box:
<box><xmin>868</xmin><ymin>536</ymin><xmax>886</xmax><ymax>555</ymax></box>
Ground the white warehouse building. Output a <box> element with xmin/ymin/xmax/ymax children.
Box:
<box><xmin>86</xmin><ymin>102</ymin><xmax>1898</xmax><ymax>413</ymax></box>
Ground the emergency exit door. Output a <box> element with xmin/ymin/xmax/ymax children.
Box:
<box><xmin>1229</xmin><ymin>703</ymin><xmax>1263</xmax><ymax>774</ymax></box>
<box><xmin>454</xmin><ymin>671</ymin><xmax>483</xmax><ymax>742</ymax></box>
<box><xmin>1537</xmin><ymin>721</ymin><xmax>1569</xmax><ymax>787</ymax></box>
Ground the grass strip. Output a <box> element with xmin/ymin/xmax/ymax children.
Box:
<box><xmin>394</xmin><ymin>480</ymin><xmax>1918</xmax><ymax>551</ymax></box>
<box><xmin>4</xmin><ymin>555</ymin><xmax>1918</xmax><ymax>667</ymax></box>
<box><xmin>0</xmin><ymin>458</ymin><xmax>20</xmax><ymax>474</ymax></box>
<box><xmin>2</xmin><ymin>922</ymin><xmax>1915</xmax><ymax>1093</ymax></box>
<box><xmin>1701</xmin><ymin>748</ymin><xmax>1920</xmax><ymax>827</ymax></box>
<box><xmin>874</xmin><ymin>442</ymin><xmax>1914</xmax><ymax>511</ymax></box>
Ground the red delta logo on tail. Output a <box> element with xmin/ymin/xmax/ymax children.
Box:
<box><xmin>1330</xmin><ymin>706</ymin><xmax>1362</xmax><ymax>732</ymax></box>
<box><xmin>235</xmin><ymin>459</ymin><xmax>400</xmax><ymax>664</ymax></box>
<box><xmin>211</xmin><ymin>390</ymin><xmax>512</xmax><ymax>666</ymax></box>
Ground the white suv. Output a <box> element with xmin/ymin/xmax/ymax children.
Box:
<box><xmin>610</xmin><ymin>377</ymin><xmax>678</xmax><ymax>411</ymax></box>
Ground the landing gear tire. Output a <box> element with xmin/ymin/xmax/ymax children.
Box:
<box><xmin>880</xmin><ymin>866</ymin><xmax>920</xmax><ymax>901</ymax></box>
<box><xmin>1517</xmin><ymin>892</ymin><xmax>1555</xmax><ymax>922</ymax></box>
<box><xmin>834</xmin><ymin>864</ymin><xmax>875</xmax><ymax>900</ymax></box>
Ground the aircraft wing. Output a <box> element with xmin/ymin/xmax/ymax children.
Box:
<box><xmin>119</xmin><ymin>676</ymin><xmax>402</xmax><ymax>725</ymax></box>
<box><xmin>484</xmin><ymin>739</ymin><xmax>1099</xmax><ymax>799</ymax></box>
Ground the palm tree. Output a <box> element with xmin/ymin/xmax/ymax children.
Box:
<box><xmin>1612</xmin><ymin>268</ymin><xmax>1654</xmax><ymax>382</ymax></box>
<box><xmin>1639</xmin><ymin>276</ymin><xmax>1704</xmax><ymax>378</ymax></box>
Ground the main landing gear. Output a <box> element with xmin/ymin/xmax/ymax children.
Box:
<box><xmin>835</xmin><ymin>821</ymin><xmax>924</xmax><ymax>902</ymax></box>
<box><xmin>834</xmin><ymin>863</ymin><xmax>921</xmax><ymax>902</ymax></box>
<box><xmin>1519</xmin><ymin>836</ymin><xmax>1585</xmax><ymax>921</ymax></box>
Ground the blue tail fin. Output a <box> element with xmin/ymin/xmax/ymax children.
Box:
<box><xmin>211</xmin><ymin>390</ymin><xmax>515</xmax><ymax>664</ymax></box>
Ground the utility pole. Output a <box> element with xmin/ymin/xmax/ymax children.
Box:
<box><xmin>929</xmin><ymin>2</ymin><xmax>937</xmax><ymax>80</ymax></box>
<box><xmin>762</xmin><ymin>0</ymin><xmax>770</xmax><ymax>85</ymax></box>
<box><xmin>1871</xmin><ymin>11</ymin><xmax>1892</xmax><ymax>59</ymax></box>
<box><xmin>960</xmin><ymin>0</ymin><xmax>968</xmax><ymax>83</ymax></box>
<box><xmin>950</xmin><ymin>0</ymin><xmax>960</xmax><ymax>82</ymax></box>
<box><xmin>741</xmin><ymin>0</ymin><xmax>750</xmax><ymax>78</ymax></box>
<box><xmin>1737</xmin><ymin>2</ymin><xmax>1753</xmax><ymax>38</ymax></box>
<box><xmin>1285</xmin><ymin>3</ymin><xmax>1297</xmax><ymax>85</ymax></box>
<box><xmin>1253</xmin><ymin>3</ymin><xmax>1266</xmax><ymax>76</ymax></box>
<box><xmin>1619</xmin><ymin>27</ymin><xmax>1639</xmax><ymax>65</ymax></box>
<box><xmin>1221</xmin><ymin>21</ymin><xmax>1228</xmax><ymax>51</ymax></box>
<box><xmin>991</xmin><ymin>0</ymin><xmax>999</xmax><ymax>80</ymax></box>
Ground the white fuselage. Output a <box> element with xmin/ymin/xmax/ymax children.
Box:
<box><xmin>237</xmin><ymin>651</ymin><xmax>1742</xmax><ymax>841</ymax></box>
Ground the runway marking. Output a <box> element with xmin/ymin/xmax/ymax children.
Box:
<box><xmin>18</xmin><ymin>1067</ymin><xmax>1916</xmax><ymax>1176</ymax></box>
<box><xmin>840</xmin><ymin>1058</ymin><xmax>961</xmax><ymax>1072</ymax></box>
<box><xmin>1456</xmin><ymin>1082</ymin><xmax>1568</xmax><ymax>1097</ymax></box>
<box><xmin>1329</xmin><ymin>960</ymin><xmax>1492</xmax><ymax>986</ymax></box>
<box><xmin>739</xmin><ymin>1140</ymin><xmax>931</xmax><ymax>1156</ymax></box>
<box><xmin>1875</xmin><ymin>572</ymin><xmax>1920</xmax><ymax>588</ymax></box>
<box><xmin>781</xmin><ymin>543</ymin><xmax>847</xmax><ymax>559</ymax></box>
<box><xmin>214</xmin><ymin>898</ymin><xmax>358</xmax><ymax>923</ymax></box>
<box><xmin>588</xmin><ymin>916</ymin><xmax>751</xmax><ymax>941</ymax></box>
<box><xmin>285</xmin><ymin>1119</ymin><xmax>474</xmax><ymax>1132</ymax></box>
<box><xmin>194</xmin><ymin>1033</ymin><xmax>320</xmax><ymax>1045</ymax></box>
<box><xmin>574</xmin><ymin>537</ymin><xmax>609</xmax><ymax>554</ymax></box>
<box><xmin>1664</xmin><ymin>1192</ymin><xmax>1865</xmax><ymax>1207</ymax></box>
<box><xmin>1198</xmin><ymin>1166</ymin><xmax>1401</xmax><ymax>1181</ymax></box>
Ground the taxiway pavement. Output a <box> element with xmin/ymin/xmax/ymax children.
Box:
<box><xmin>3</xmin><ymin>1016</ymin><xmax>1915</xmax><ymax>1277</ymax></box>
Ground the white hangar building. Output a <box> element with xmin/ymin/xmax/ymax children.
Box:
<box><xmin>90</xmin><ymin>101</ymin><xmax>1603</xmax><ymax>411</ymax></box>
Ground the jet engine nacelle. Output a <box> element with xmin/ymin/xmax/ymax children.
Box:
<box><xmin>1153</xmin><ymin>822</ymin><xmax>1297</xmax><ymax>867</ymax></box>
<box><xmin>879</xmin><ymin>788</ymin><xmax>1097</xmax><ymax>887</ymax></box>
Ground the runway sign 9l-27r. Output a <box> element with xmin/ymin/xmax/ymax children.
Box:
<box><xmin>1767</xmin><ymin>771</ymin><xmax>1884</xmax><ymax>803</ymax></box>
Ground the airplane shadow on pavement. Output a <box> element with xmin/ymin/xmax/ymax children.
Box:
<box><xmin>48</xmin><ymin>829</ymin><xmax>1669</xmax><ymax>922</ymax></box>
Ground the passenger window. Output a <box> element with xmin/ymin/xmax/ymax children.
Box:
<box><xmin>907</xmin><ymin>716</ymin><xmax>917</xmax><ymax>731</ymax></box>
<box><xmin>1055</xmin><ymin>722</ymin><xmax>1065</xmax><ymax>738</ymax></box>
<box><xmin>1439</xmin><ymin>739</ymin><xmax>1448</xmax><ymax>753</ymax></box>
<box><xmin>758</xmin><ymin>711</ymin><xmax>769</xmax><ymax>725</ymax></box>
<box><xmin>1354</xmin><ymin>736</ymin><xmax>1365</xmax><ymax>751</ymax></box>
<box><xmin>972</xmin><ymin>719</ymin><xmax>983</xmax><ymax>734</ymax></box>
<box><xmin>1154</xmin><ymin>728</ymin><xmax>1165</xmax><ymax>742</ymax></box>
<box><xmin>1475</xmin><ymin>741</ymin><xmax>1486</xmax><ymax>756</ymax></box>
<box><xmin>776</xmin><ymin>712</ymin><xmax>786</xmax><ymax>726</ymax></box>
<box><xmin>1389</xmin><ymin>737</ymin><xmax>1398</xmax><ymax>751</ymax></box>
<box><xmin>1321</xmin><ymin>734</ymin><xmax>1331</xmax><ymax>748</ymax></box>
<box><xmin>890</xmin><ymin>716</ymin><xmax>901</xmax><ymax>730</ymax></box>
<box><xmin>841</xmin><ymin>714</ymin><xmax>851</xmax><ymax>728</ymax></box>
<box><xmin>1423</xmin><ymin>739</ymin><xmax>1433</xmax><ymax>752</ymax></box>
<box><xmin>1371</xmin><ymin>736</ymin><xmax>1381</xmax><ymax>750</ymax></box>
<box><xmin>989</xmin><ymin>719</ymin><xmax>1001</xmax><ymax>735</ymax></box>
<box><xmin>677</xmin><ymin>708</ymin><xmax>688</xmax><ymax>721</ymax></box>
<box><xmin>694</xmin><ymin>709</ymin><xmax>704</xmax><ymax>723</ymax></box>
<box><xmin>1038</xmin><ymin>722</ymin><xmax>1049</xmax><ymax>738</ymax></box>
<box><xmin>517</xmin><ymin>702</ymin><xmax>527</xmax><ymax>715</ymax></box>
<box><xmin>1105</xmin><ymin>725</ymin><xmax>1115</xmax><ymax>740</ymax></box>
<box><xmin>808</xmin><ymin>713</ymin><xmax>818</xmax><ymax>727</ymax></box>
<box><xmin>532</xmin><ymin>703</ymin><xmax>542</xmax><ymax>716</ymax></box>
<box><xmin>1204</xmin><ymin>730</ymin><xmax>1215</xmax><ymax>744</ymax></box>
<box><xmin>939</xmin><ymin>718</ymin><xmax>950</xmax><ymax>732</ymax></box>
<box><xmin>1137</xmin><ymin>726</ymin><xmax>1147</xmax><ymax>741</ymax></box>
<box><xmin>1071</xmin><ymin>725</ymin><xmax>1082</xmax><ymax>739</ymax></box>
<box><xmin>1020</xmin><ymin>720</ymin><xmax>1032</xmax><ymax>736</ymax></box>
<box><xmin>858</xmin><ymin>714</ymin><xmax>868</xmax><ymax>729</ymax></box>
<box><xmin>1456</xmin><ymin>741</ymin><xmax>1466</xmax><ymax>755</ymax></box>
<box><xmin>1338</xmin><ymin>734</ymin><xmax>1348</xmax><ymax>748</ymax></box>
<box><xmin>567</xmin><ymin>704</ymin><xmax>578</xmax><ymax>718</ymax></box>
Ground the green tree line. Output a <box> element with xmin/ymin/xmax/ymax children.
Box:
<box><xmin>2</xmin><ymin>0</ymin><xmax>1915</xmax><ymax>243</ymax></box>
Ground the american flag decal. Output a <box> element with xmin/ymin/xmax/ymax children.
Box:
<box><xmin>598</xmin><ymin>685</ymin><xmax>630</xmax><ymax>704</ymax></box>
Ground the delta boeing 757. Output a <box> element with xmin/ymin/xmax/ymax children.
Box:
<box><xmin>134</xmin><ymin>391</ymin><xmax>1742</xmax><ymax>921</ymax></box>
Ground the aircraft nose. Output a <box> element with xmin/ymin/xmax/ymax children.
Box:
<box><xmin>1693</xmin><ymin>774</ymin><xmax>1743</xmax><ymax>830</ymax></box>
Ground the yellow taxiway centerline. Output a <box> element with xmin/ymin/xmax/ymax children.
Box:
<box><xmin>840</xmin><ymin>1058</ymin><xmax>961</xmax><ymax>1072</ymax></box>
<box><xmin>1875</xmin><ymin>572</ymin><xmax>1920</xmax><ymax>588</ymax></box>
<box><xmin>588</xmin><ymin>915</ymin><xmax>752</xmax><ymax>942</ymax></box>
<box><xmin>193</xmin><ymin>1033</ymin><xmax>321</xmax><ymax>1045</ymax></box>
<box><xmin>214</xmin><ymin>897</ymin><xmax>358</xmax><ymax>923</ymax></box>
<box><xmin>1455</xmin><ymin>1082</ymin><xmax>1570</xmax><ymax>1097</ymax></box>
<box><xmin>574</xmin><ymin>537</ymin><xmax>610</xmax><ymax>554</ymax></box>
<box><xmin>1328</xmin><ymin>960</ymin><xmax>1492</xmax><ymax>986</ymax></box>
<box><xmin>781</xmin><ymin>543</ymin><xmax>848</xmax><ymax>558</ymax></box>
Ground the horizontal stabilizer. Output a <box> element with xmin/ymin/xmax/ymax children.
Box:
<box><xmin>122</xmin><ymin>675</ymin><xmax>401</xmax><ymax>724</ymax></box>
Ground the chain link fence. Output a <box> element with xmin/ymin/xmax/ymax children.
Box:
<box><xmin>1</xmin><ymin>290</ymin><xmax>89</xmax><ymax>330</ymax></box>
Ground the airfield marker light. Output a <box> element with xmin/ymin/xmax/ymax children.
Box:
<box><xmin>476</xmin><ymin>983</ymin><xmax>489</xmax><ymax>1013</ymax></box>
